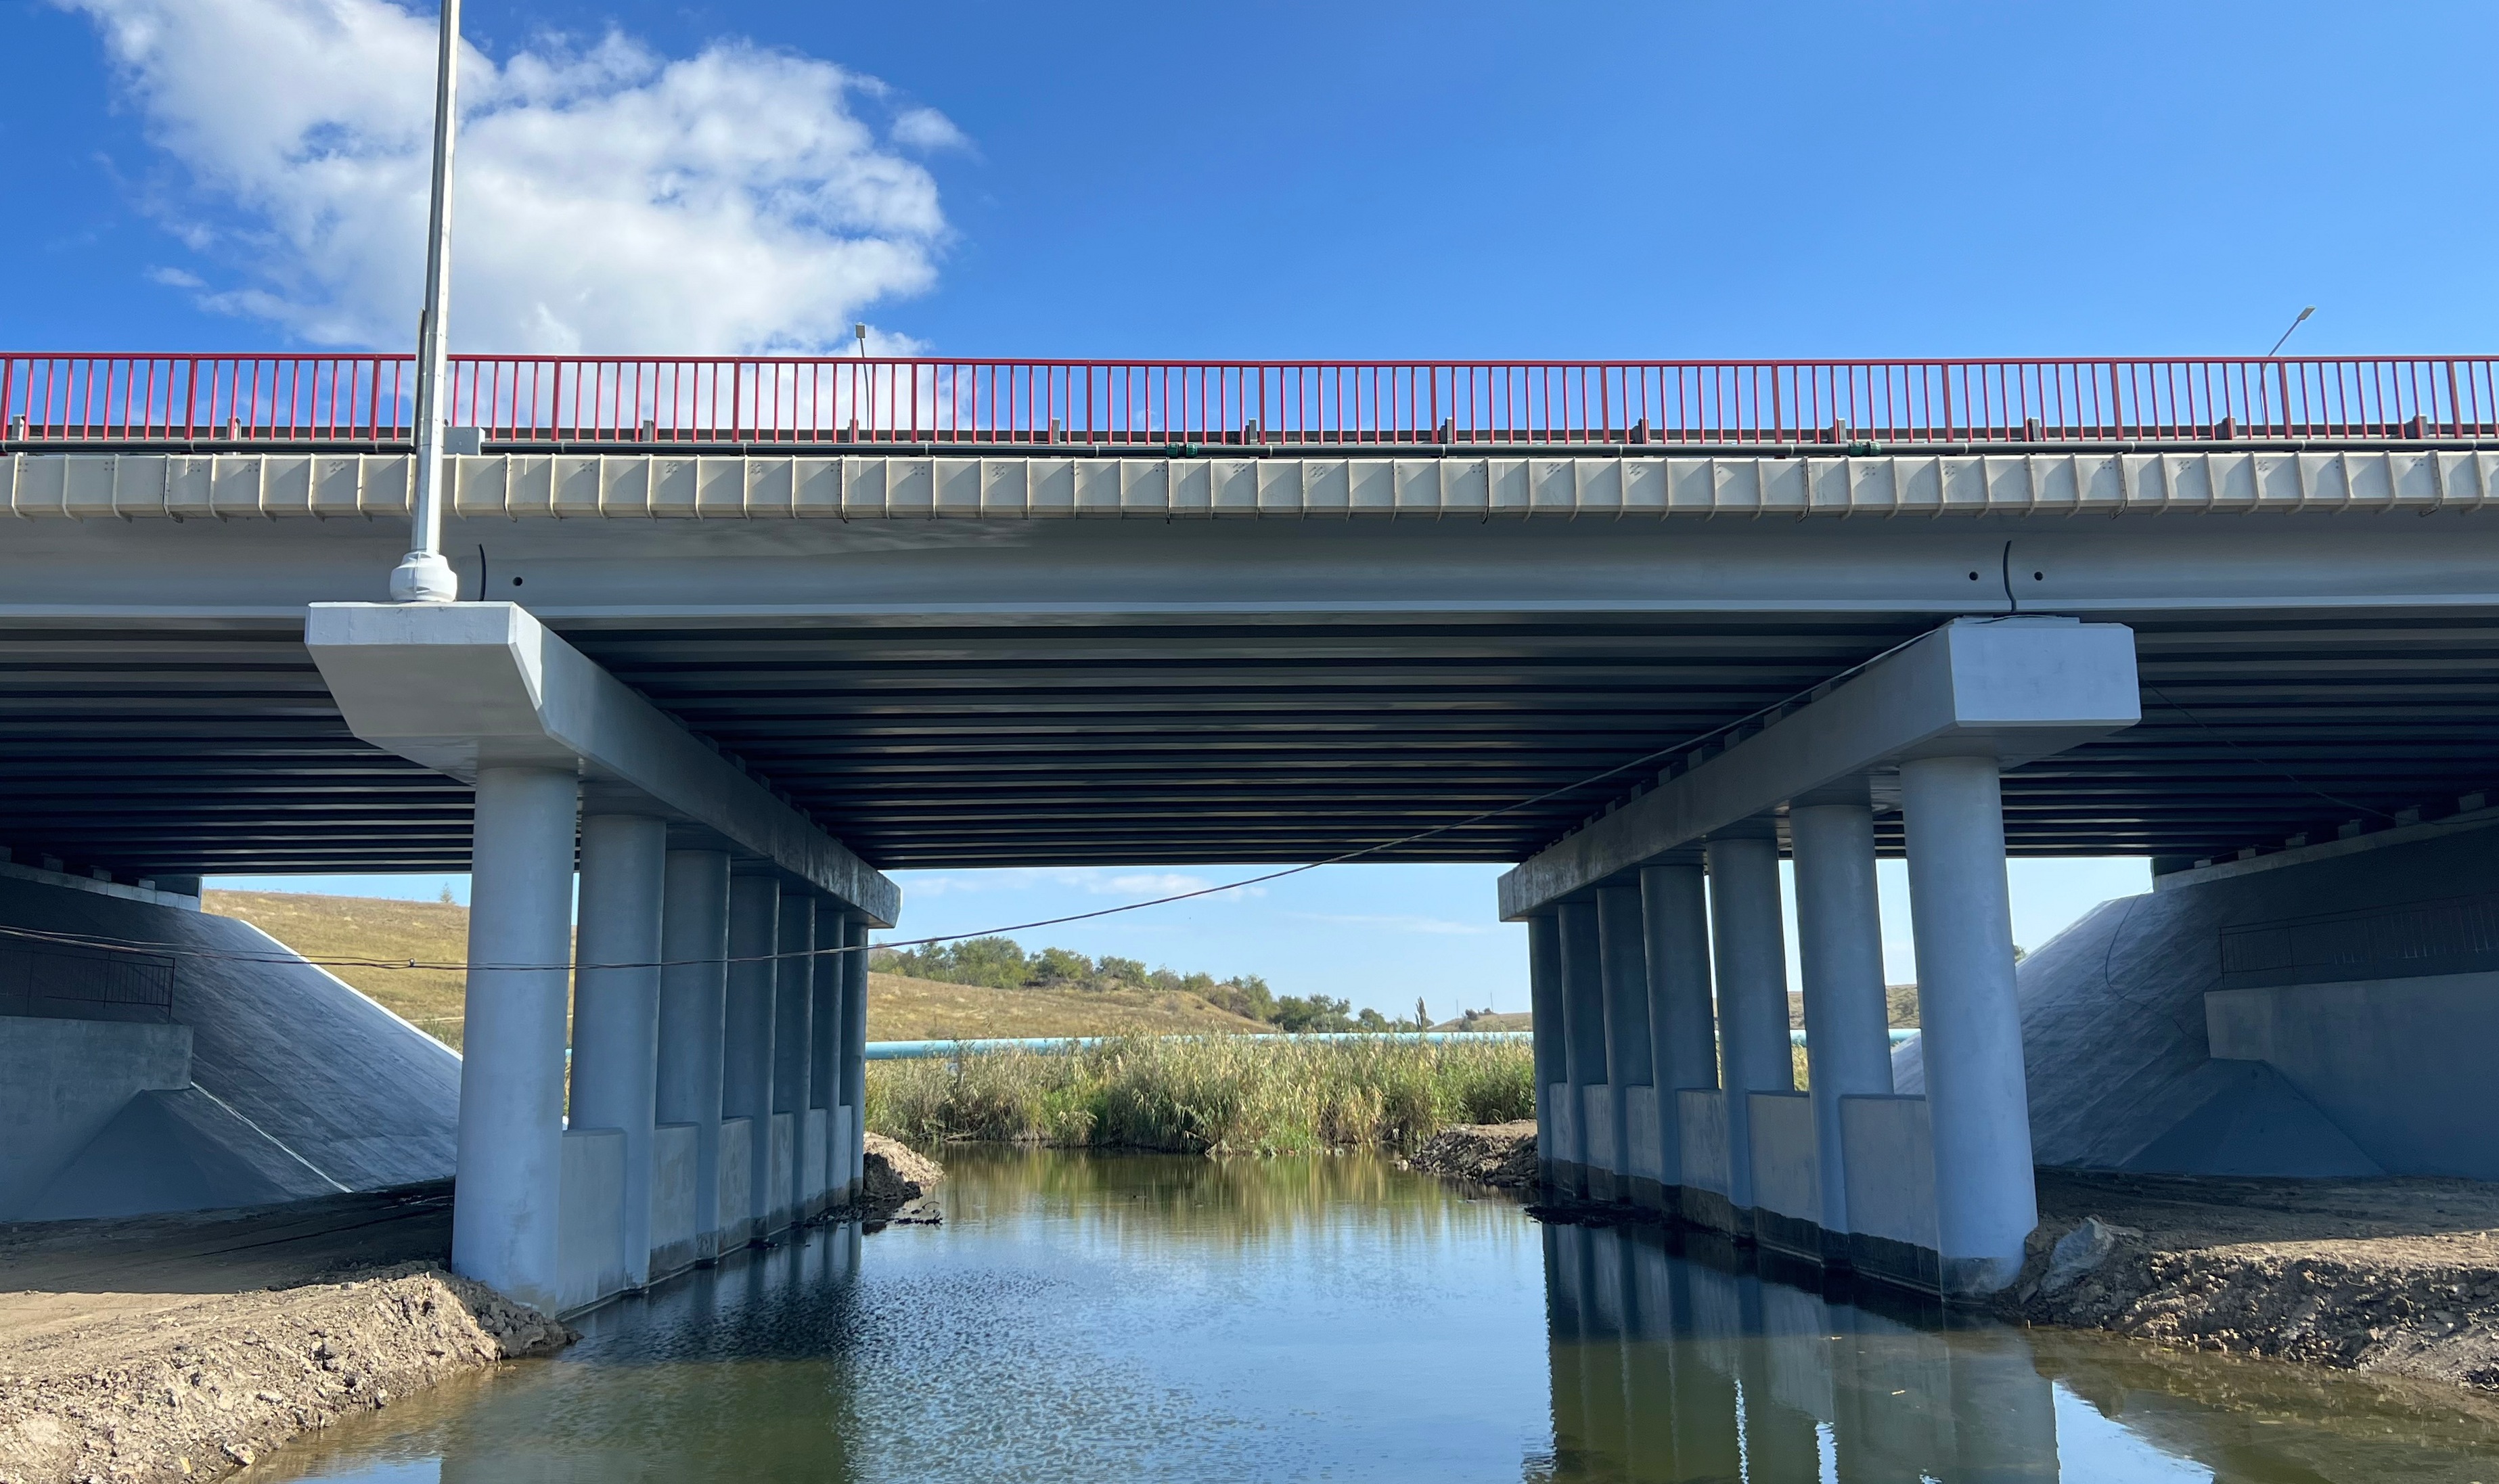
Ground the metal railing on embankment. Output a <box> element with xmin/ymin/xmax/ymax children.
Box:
<box><xmin>7</xmin><ymin>354</ymin><xmax>2498</xmax><ymax>453</ymax></box>
<box><xmin>861</xmin><ymin>1029</ymin><xmax>1920</xmax><ymax>1061</ymax></box>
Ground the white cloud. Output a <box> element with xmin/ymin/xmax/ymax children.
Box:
<box><xmin>890</xmin><ymin>106</ymin><xmax>970</xmax><ymax>154</ymax></box>
<box><xmin>65</xmin><ymin>0</ymin><xmax>953</xmax><ymax>353</ymax></box>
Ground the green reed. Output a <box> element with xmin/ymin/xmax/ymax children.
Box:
<box><xmin>865</xmin><ymin>1035</ymin><xmax>1536</xmax><ymax>1156</ymax></box>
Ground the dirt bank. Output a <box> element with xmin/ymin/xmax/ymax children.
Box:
<box><xmin>851</xmin><ymin>1134</ymin><xmax>945</xmax><ymax>1228</ymax></box>
<box><xmin>1405</xmin><ymin>1121</ymin><xmax>1537</xmax><ymax>1189</ymax></box>
<box><xmin>2016</xmin><ymin>1169</ymin><xmax>2499</xmax><ymax>1391</ymax></box>
<box><xmin>1</xmin><ymin>1144</ymin><xmax>947</xmax><ymax>1484</ymax></box>
<box><xmin>0</xmin><ymin>1184</ymin><xmax>569</xmax><ymax>1484</ymax></box>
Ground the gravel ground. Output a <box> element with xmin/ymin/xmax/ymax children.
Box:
<box><xmin>3</xmin><ymin>1143</ymin><xmax>947</xmax><ymax>1484</ymax></box>
<box><xmin>0</xmin><ymin>1184</ymin><xmax>568</xmax><ymax>1484</ymax></box>
<box><xmin>2015</xmin><ymin>1169</ymin><xmax>2499</xmax><ymax>1391</ymax></box>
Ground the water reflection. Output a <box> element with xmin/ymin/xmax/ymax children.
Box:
<box><xmin>262</xmin><ymin>1150</ymin><xmax>2499</xmax><ymax>1484</ymax></box>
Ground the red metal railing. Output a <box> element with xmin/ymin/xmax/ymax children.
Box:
<box><xmin>7</xmin><ymin>353</ymin><xmax>2497</xmax><ymax>449</ymax></box>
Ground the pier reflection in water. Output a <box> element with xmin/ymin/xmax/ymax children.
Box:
<box><xmin>263</xmin><ymin>1150</ymin><xmax>2499</xmax><ymax>1484</ymax></box>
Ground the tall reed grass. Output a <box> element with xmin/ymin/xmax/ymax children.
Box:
<box><xmin>865</xmin><ymin>1035</ymin><xmax>1535</xmax><ymax>1155</ymax></box>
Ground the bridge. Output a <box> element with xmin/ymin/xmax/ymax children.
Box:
<box><xmin>3</xmin><ymin>351</ymin><xmax>2497</xmax><ymax>1310</ymax></box>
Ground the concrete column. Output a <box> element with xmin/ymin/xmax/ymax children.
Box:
<box><xmin>655</xmin><ymin>848</ymin><xmax>729</xmax><ymax>1263</ymax></box>
<box><xmin>450</xmin><ymin>765</ymin><xmax>579</xmax><ymax>1314</ymax></box>
<box><xmin>1595</xmin><ymin>884</ymin><xmax>1654</xmax><ymax>1207</ymax></box>
<box><xmin>811</xmin><ymin>902</ymin><xmax>842</xmax><ymax>1211</ymax></box>
<box><xmin>1704</xmin><ymin>834</ymin><xmax>1788</xmax><ymax>1219</ymax></box>
<box><xmin>723</xmin><ymin>875</ymin><xmax>779</xmax><ymax>1240</ymax></box>
<box><xmin>841</xmin><ymin>912</ymin><xmax>869</xmax><ymax>1192</ymax></box>
<box><xmin>570</xmin><ymin>811</ymin><xmax>667</xmax><ymax>1290</ymax></box>
<box><xmin>773</xmin><ymin>890</ymin><xmax>815</xmax><ymax>1226</ymax></box>
<box><xmin>1899</xmin><ymin>754</ymin><xmax>2036</xmax><ymax>1297</ymax></box>
<box><xmin>1556</xmin><ymin>899</ymin><xmax>1608</xmax><ymax>1200</ymax></box>
<box><xmin>1788</xmin><ymin>801</ymin><xmax>1894</xmax><ymax>1244</ymax></box>
<box><xmin>1640</xmin><ymin>863</ymin><xmax>1715</xmax><ymax>1194</ymax></box>
<box><xmin>1526</xmin><ymin>912</ymin><xmax>1564</xmax><ymax>1192</ymax></box>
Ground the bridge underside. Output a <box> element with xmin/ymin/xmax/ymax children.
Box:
<box><xmin>0</xmin><ymin>462</ymin><xmax>2492</xmax><ymax>876</ymax></box>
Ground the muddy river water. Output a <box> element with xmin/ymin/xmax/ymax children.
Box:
<box><xmin>258</xmin><ymin>1146</ymin><xmax>2499</xmax><ymax>1482</ymax></box>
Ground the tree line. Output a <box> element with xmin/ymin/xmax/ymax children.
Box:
<box><xmin>869</xmin><ymin>936</ymin><xmax>1430</xmax><ymax>1033</ymax></box>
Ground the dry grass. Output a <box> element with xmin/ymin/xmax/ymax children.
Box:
<box><xmin>202</xmin><ymin>890</ymin><xmax>1274</xmax><ymax>1054</ymax></box>
<box><xmin>868</xmin><ymin>1035</ymin><xmax>1537</xmax><ymax>1155</ymax></box>
<box><xmin>206</xmin><ymin>889</ymin><xmax>471</xmax><ymax>1049</ymax></box>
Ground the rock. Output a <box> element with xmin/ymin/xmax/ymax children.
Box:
<box><xmin>2040</xmin><ymin>1215</ymin><xmax>2144</xmax><ymax>1296</ymax></box>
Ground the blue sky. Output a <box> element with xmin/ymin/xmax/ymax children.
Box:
<box><xmin>15</xmin><ymin>0</ymin><xmax>2493</xmax><ymax>1011</ymax></box>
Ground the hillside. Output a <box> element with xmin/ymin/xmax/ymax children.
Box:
<box><xmin>202</xmin><ymin>890</ymin><xmax>1271</xmax><ymax>1050</ymax></box>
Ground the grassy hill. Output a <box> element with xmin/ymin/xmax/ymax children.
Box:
<box><xmin>203</xmin><ymin>890</ymin><xmax>1271</xmax><ymax>1050</ymax></box>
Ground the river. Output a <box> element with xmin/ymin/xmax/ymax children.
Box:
<box><xmin>258</xmin><ymin>1146</ymin><xmax>2499</xmax><ymax>1482</ymax></box>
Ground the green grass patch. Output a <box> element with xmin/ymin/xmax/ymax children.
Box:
<box><xmin>865</xmin><ymin>1035</ymin><xmax>1535</xmax><ymax>1155</ymax></box>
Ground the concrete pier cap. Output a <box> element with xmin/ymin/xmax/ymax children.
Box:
<box><xmin>305</xmin><ymin>601</ymin><xmax>899</xmax><ymax>926</ymax></box>
<box><xmin>1496</xmin><ymin>616</ymin><xmax>2139</xmax><ymax>922</ymax></box>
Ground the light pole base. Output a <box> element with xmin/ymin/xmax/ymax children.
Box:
<box><xmin>389</xmin><ymin>550</ymin><xmax>461</xmax><ymax>603</ymax></box>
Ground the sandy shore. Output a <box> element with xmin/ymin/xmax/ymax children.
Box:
<box><xmin>1</xmin><ymin>1142</ymin><xmax>943</xmax><ymax>1484</ymax></box>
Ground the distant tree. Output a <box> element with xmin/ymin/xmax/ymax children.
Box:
<box><xmin>1271</xmin><ymin>993</ymin><xmax>1355</xmax><ymax>1033</ymax></box>
<box><xmin>1097</xmin><ymin>955</ymin><xmax>1149</xmax><ymax>987</ymax></box>
<box><xmin>1034</xmin><ymin>945</ymin><xmax>1094</xmax><ymax>984</ymax></box>
<box><xmin>1416</xmin><ymin>995</ymin><xmax>1431</xmax><ymax>1029</ymax></box>
<box><xmin>1355</xmin><ymin>1006</ymin><xmax>1391</xmax><ymax>1032</ymax></box>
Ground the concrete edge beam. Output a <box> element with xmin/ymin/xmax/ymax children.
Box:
<box><xmin>1497</xmin><ymin>616</ymin><xmax>2138</xmax><ymax>920</ymax></box>
<box><xmin>305</xmin><ymin>601</ymin><xmax>899</xmax><ymax>925</ymax></box>
<box><xmin>9</xmin><ymin>447</ymin><xmax>2498</xmax><ymax>520</ymax></box>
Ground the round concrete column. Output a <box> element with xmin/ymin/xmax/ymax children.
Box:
<box><xmin>1898</xmin><ymin>753</ymin><xmax>2036</xmax><ymax>1297</ymax></box>
<box><xmin>1639</xmin><ymin>862</ymin><xmax>1715</xmax><ymax>1192</ymax></box>
<box><xmin>1525</xmin><ymin>912</ymin><xmax>1564</xmax><ymax>1192</ymax></box>
<box><xmin>773</xmin><ymin>890</ymin><xmax>815</xmax><ymax>1224</ymax></box>
<box><xmin>656</xmin><ymin>848</ymin><xmax>729</xmax><ymax>1261</ymax></box>
<box><xmin>722</xmin><ymin>876</ymin><xmax>780</xmax><ymax>1240</ymax></box>
<box><xmin>1788</xmin><ymin>802</ymin><xmax>1893</xmax><ymax>1242</ymax></box>
<box><xmin>1704</xmin><ymin>834</ymin><xmax>1789</xmax><ymax>1217</ymax></box>
<box><xmin>1556</xmin><ymin>899</ymin><xmax>1607</xmax><ymax>1198</ymax></box>
<box><xmin>840</xmin><ymin>913</ymin><xmax>870</xmax><ymax>1191</ymax></box>
<box><xmin>571</xmin><ymin>811</ymin><xmax>667</xmax><ymax>1289</ymax></box>
<box><xmin>1596</xmin><ymin>884</ymin><xmax>1654</xmax><ymax>1205</ymax></box>
<box><xmin>810</xmin><ymin>902</ymin><xmax>842</xmax><ymax>1208</ymax></box>
<box><xmin>451</xmin><ymin>764</ymin><xmax>579</xmax><ymax>1314</ymax></box>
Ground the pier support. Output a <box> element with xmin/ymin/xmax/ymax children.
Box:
<box><xmin>1900</xmin><ymin>755</ymin><xmax>2036</xmax><ymax>1297</ymax></box>
<box><xmin>1596</xmin><ymin>884</ymin><xmax>1659</xmax><ymax>1208</ymax></box>
<box><xmin>1705</xmin><ymin>834</ymin><xmax>1789</xmax><ymax>1225</ymax></box>
<box><xmin>1640</xmin><ymin>863</ymin><xmax>1714</xmax><ymax>1194</ymax></box>
<box><xmin>1557</xmin><ymin>899</ymin><xmax>1609</xmax><ymax>1200</ymax></box>
<box><xmin>656</xmin><ymin>848</ymin><xmax>729</xmax><ymax>1268</ymax></box>
<box><xmin>723</xmin><ymin>876</ymin><xmax>779</xmax><ymax>1242</ymax></box>
<box><xmin>773</xmin><ymin>890</ymin><xmax>815</xmax><ymax>1228</ymax></box>
<box><xmin>1788</xmin><ymin>801</ymin><xmax>1893</xmax><ymax>1250</ymax></box>
<box><xmin>572</xmin><ymin>811</ymin><xmax>667</xmax><ymax>1290</ymax></box>
<box><xmin>1528</xmin><ymin>912</ymin><xmax>1567</xmax><ymax>1192</ymax></box>
<box><xmin>810</xmin><ymin>903</ymin><xmax>841</xmax><ymax>1216</ymax></box>
<box><xmin>450</xmin><ymin>765</ymin><xmax>579</xmax><ymax>1314</ymax></box>
<box><xmin>840</xmin><ymin>912</ymin><xmax>870</xmax><ymax>1195</ymax></box>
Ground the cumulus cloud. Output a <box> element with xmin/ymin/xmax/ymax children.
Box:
<box><xmin>66</xmin><ymin>0</ymin><xmax>959</xmax><ymax>353</ymax></box>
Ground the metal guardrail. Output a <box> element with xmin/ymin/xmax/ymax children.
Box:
<box><xmin>7</xmin><ymin>354</ymin><xmax>2497</xmax><ymax>451</ymax></box>
<box><xmin>0</xmin><ymin>940</ymin><xmax>175</xmax><ymax>1022</ymax></box>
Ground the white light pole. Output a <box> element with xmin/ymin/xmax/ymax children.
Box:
<box><xmin>390</xmin><ymin>0</ymin><xmax>464</xmax><ymax>604</ymax></box>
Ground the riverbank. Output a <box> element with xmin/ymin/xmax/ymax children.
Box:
<box><xmin>2019</xmin><ymin>1169</ymin><xmax>2499</xmax><ymax>1392</ymax></box>
<box><xmin>0</xmin><ymin>1184</ymin><xmax>567</xmax><ymax>1484</ymax></box>
<box><xmin>1399</xmin><ymin>1127</ymin><xmax>2499</xmax><ymax>1393</ymax></box>
<box><xmin>0</xmin><ymin>1144</ymin><xmax>943</xmax><ymax>1484</ymax></box>
<box><xmin>867</xmin><ymin>1035</ymin><xmax>1533</xmax><ymax>1153</ymax></box>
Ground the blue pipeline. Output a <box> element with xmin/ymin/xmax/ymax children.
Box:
<box><xmin>862</xmin><ymin>1027</ymin><xmax>1920</xmax><ymax>1061</ymax></box>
